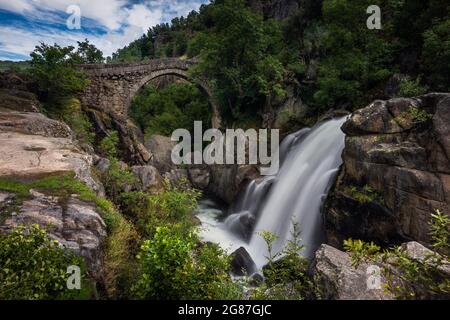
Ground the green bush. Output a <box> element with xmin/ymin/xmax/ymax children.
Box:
<box><xmin>0</xmin><ymin>224</ymin><xmax>89</xmax><ymax>300</ymax></box>
<box><xmin>132</xmin><ymin>225</ymin><xmax>241</xmax><ymax>300</ymax></box>
<box><xmin>430</xmin><ymin>209</ymin><xmax>450</xmax><ymax>256</ymax></box>
<box><xmin>61</xmin><ymin>98</ymin><xmax>95</xmax><ymax>145</ymax></box>
<box><xmin>99</xmin><ymin>131</ymin><xmax>120</xmax><ymax>159</ymax></box>
<box><xmin>252</xmin><ymin>223</ymin><xmax>316</xmax><ymax>300</ymax></box>
<box><xmin>397</xmin><ymin>77</ymin><xmax>428</xmax><ymax>98</ymax></box>
<box><xmin>118</xmin><ymin>181</ymin><xmax>201</xmax><ymax>237</ymax></box>
<box><xmin>344</xmin><ymin>210</ymin><xmax>450</xmax><ymax>299</ymax></box>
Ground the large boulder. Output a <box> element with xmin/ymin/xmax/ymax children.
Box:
<box><xmin>145</xmin><ymin>134</ymin><xmax>176</xmax><ymax>173</ymax></box>
<box><xmin>0</xmin><ymin>112</ymin><xmax>72</xmax><ymax>138</ymax></box>
<box><xmin>312</xmin><ymin>244</ymin><xmax>394</xmax><ymax>300</ymax></box>
<box><xmin>0</xmin><ymin>112</ymin><xmax>104</xmax><ymax>196</ymax></box>
<box><xmin>325</xmin><ymin>93</ymin><xmax>450</xmax><ymax>247</ymax></box>
<box><xmin>230</xmin><ymin>247</ymin><xmax>257</xmax><ymax>276</ymax></box>
<box><xmin>208</xmin><ymin>164</ymin><xmax>260</xmax><ymax>204</ymax></box>
<box><xmin>131</xmin><ymin>165</ymin><xmax>164</xmax><ymax>192</ymax></box>
<box><xmin>0</xmin><ymin>190</ymin><xmax>107</xmax><ymax>280</ymax></box>
<box><xmin>188</xmin><ymin>168</ymin><xmax>210</xmax><ymax>189</ymax></box>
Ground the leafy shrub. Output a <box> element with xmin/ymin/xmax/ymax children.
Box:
<box><xmin>132</xmin><ymin>225</ymin><xmax>241</xmax><ymax>300</ymax></box>
<box><xmin>343</xmin><ymin>238</ymin><xmax>381</xmax><ymax>267</ymax></box>
<box><xmin>344</xmin><ymin>210</ymin><xmax>450</xmax><ymax>299</ymax></box>
<box><xmin>397</xmin><ymin>77</ymin><xmax>428</xmax><ymax>98</ymax></box>
<box><xmin>430</xmin><ymin>209</ymin><xmax>450</xmax><ymax>256</ymax></box>
<box><xmin>61</xmin><ymin>98</ymin><xmax>95</xmax><ymax>145</ymax></box>
<box><xmin>407</xmin><ymin>106</ymin><xmax>433</xmax><ymax>122</ymax></box>
<box><xmin>252</xmin><ymin>223</ymin><xmax>316</xmax><ymax>300</ymax></box>
<box><xmin>118</xmin><ymin>180</ymin><xmax>201</xmax><ymax>237</ymax></box>
<box><xmin>0</xmin><ymin>224</ymin><xmax>89</xmax><ymax>300</ymax></box>
<box><xmin>99</xmin><ymin>131</ymin><xmax>120</xmax><ymax>159</ymax></box>
<box><xmin>29</xmin><ymin>43</ymin><xmax>89</xmax><ymax>113</ymax></box>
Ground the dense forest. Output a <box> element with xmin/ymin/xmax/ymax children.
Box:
<box><xmin>112</xmin><ymin>0</ymin><xmax>449</xmax><ymax>128</ymax></box>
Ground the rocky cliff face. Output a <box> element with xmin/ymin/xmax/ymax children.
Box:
<box><xmin>325</xmin><ymin>93</ymin><xmax>450</xmax><ymax>248</ymax></box>
<box><xmin>0</xmin><ymin>110</ymin><xmax>107</xmax><ymax>281</ymax></box>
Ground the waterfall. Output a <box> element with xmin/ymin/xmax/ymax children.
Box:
<box><xmin>196</xmin><ymin>117</ymin><xmax>347</xmax><ymax>270</ymax></box>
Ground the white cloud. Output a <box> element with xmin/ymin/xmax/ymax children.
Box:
<box><xmin>0</xmin><ymin>0</ymin><xmax>209</xmax><ymax>60</ymax></box>
<box><xmin>0</xmin><ymin>0</ymin><xmax>34</xmax><ymax>13</ymax></box>
<box><xmin>126</xmin><ymin>4</ymin><xmax>163</xmax><ymax>33</ymax></box>
<box><xmin>0</xmin><ymin>24</ymin><xmax>144</xmax><ymax>59</ymax></box>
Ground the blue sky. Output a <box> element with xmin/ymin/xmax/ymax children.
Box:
<box><xmin>0</xmin><ymin>0</ymin><xmax>209</xmax><ymax>61</ymax></box>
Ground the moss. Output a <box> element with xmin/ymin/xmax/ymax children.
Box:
<box><xmin>344</xmin><ymin>184</ymin><xmax>385</xmax><ymax>205</ymax></box>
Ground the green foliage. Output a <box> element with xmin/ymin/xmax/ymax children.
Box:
<box><xmin>422</xmin><ymin>18</ymin><xmax>450</xmax><ymax>91</ymax></box>
<box><xmin>343</xmin><ymin>238</ymin><xmax>381</xmax><ymax>267</ymax></box>
<box><xmin>430</xmin><ymin>209</ymin><xmax>450</xmax><ymax>256</ymax></box>
<box><xmin>60</xmin><ymin>98</ymin><xmax>95</xmax><ymax>145</ymax></box>
<box><xmin>29</xmin><ymin>43</ymin><xmax>89</xmax><ymax>113</ymax></box>
<box><xmin>71</xmin><ymin>39</ymin><xmax>104</xmax><ymax>64</ymax></box>
<box><xmin>99</xmin><ymin>131</ymin><xmax>120</xmax><ymax>159</ymax></box>
<box><xmin>110</xmin><ymin>0</ymin><xmax>449</xmax><ymax>123</ymax></box>
<box><xmin>253</xmin><ymin>223</ymin><xmax>316</xmax><ymax>300</ymax></box>
<box><xmin>381</xmin><ymin>245</ymin><xmax>450</xmax><ymax>299</ymax></box>
<box><xmin>344</xmin><ymin>185</ymin><xmax>385</xmax><ymax>205</ymax></box>
<box><xmin>130</xmin><ymin>83</ymin><xmax>211</xmax><ymax>136</ymax></box>
<box><xmin>102</xmin><ymin>159</ymin><xmax>136</xmax><ymax>204</ymax></box>
<box><xmin>397</xmin><ymin>77</ymin><xmax>428</xmax><ymax>97</ymax></box>
<box><xmin>188</xmin><ymin>0</ymin><xmax>285</xmax><ymax>123</ymax></box>
<box><xmin>407</xmin><ymin>106</ymin><xmax>433</xmax><ymax>122</ymax></box>
<box><xmin>0</xmin><ymin>224</ymin><xmax>89</xmax><ymax>300</ymax></box>
<box><xmin>118</xmin><ymin>180</ymin><xmax>201</xmax><ymax>237</ymax></box>
<box><xmin>132</xmin><ymin>225</ymin><xmax>241</xmax><ymax>300</ymax></box>
<box><xmin>344</xmin><ymin>210</ymin><xmax>450</xmax><ymax>299</ymax></box>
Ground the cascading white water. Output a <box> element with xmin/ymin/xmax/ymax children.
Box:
<box><xmin>196</xmin><ymin>117</ymin><xmax>347</xmax><ymax>270</ymax></box>
<box><xmin>247</xmin><ymin>117</ymin><xmax>347</xmax><ymax>268</ymax></box>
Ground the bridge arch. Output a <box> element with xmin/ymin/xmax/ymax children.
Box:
<box><xmin>79</xmin><ymin>58</ymin><xmax>221</xmax><ymax>128</ymax></box>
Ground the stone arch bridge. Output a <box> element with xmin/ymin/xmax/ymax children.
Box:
<box><xmin>79</xmin><ymin>58</ymin><xmax>221</xmax><ymax>128</ymax></box>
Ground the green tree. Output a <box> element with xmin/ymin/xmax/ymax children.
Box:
<box><xmin>0</xmin><ymin>224</ymin><xmax>89</xmax><ymax>300</ymax></box>
<box><xmin>188</xmin><ymin>0</ymin><xmax>285</xmax><ymax>124</ymax></box>
<box><xmin>130</xmin><ymin>83</ymin><xmax>211</xmax><ymax>136</ymax></box>
<box><xmin>73</xmin><ymin>39</ymin><xmax>104</xmax><ymax>64</ymax></box>
<box><xmin>29</xmin><ymin>43</ymin><xmax>89</xmax><ymax>112</ymax></box>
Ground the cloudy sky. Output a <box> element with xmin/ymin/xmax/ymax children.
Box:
<box><xmin>0</xmin><ymin>0</ymin><xmax>209</xmax><ymax>61</ymax></box>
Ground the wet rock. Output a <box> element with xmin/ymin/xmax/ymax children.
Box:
<box><xmin>188</xmin><ymin>168</ymin><xmax>210</xmax><ymax>189</ymax></box>
<box><xmin>163</xmin><ymin>169</ymin><xmax>192</xmax><ymax>188</ymax></box>
<box><xmin>230</xmin><ymin>247</ymin><xmax>257</xmax><ymax>276</ymax></box>
<box><xmin>208</xmin><ymin>165</ymin><xmax>260</xmax><ymax>204</ymax></box>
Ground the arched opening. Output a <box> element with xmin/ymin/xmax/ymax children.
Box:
<box><xmin>128</xmin><ymin>73</ymin><xmax>214</xmax><ymax>138</ymax></box>
<box><xmin>127</xmin><ymin>70</ymin><xmax>221</xmax><ymax>130</ymax></box>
